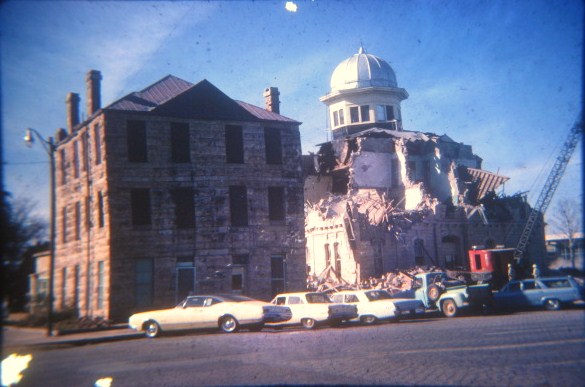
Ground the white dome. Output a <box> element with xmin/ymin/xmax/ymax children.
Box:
<box><xmin>330</xmin><ymin>47</ymin><xmax>398</xmax><ymax>92</ymax></box>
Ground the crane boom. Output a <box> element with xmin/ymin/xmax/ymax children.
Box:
<box><xmin>514</xmin><ymin>113</ymin><xmax>583</xmax><ymax>261</ymax></box>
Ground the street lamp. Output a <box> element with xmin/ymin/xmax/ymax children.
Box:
<box><xmin>24</xmin><ymin>128</ymin><xmax>56</xmax><ymax>337</ymax></box>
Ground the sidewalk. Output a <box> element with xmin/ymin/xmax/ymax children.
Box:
<box><xmin>2</xmin><ymin>324</ymin><xmax>142</xmax><ymax>352</ymax></box>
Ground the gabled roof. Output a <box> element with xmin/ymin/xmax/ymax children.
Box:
<box><xmin>106</xmin><ymin>75</ymin><xmax>298</xmax><ymax>123</ymax></box>
<box><xmin>107</xmin><ymin>75</ymin><xmax>193</xmax><ymax>111</ymax></box>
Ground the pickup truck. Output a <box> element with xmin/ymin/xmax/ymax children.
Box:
<box><xmin>393</xmin><ymin>272</ymin><xmax>492</xmax><ymax>317</ymax></box>
<box><xmin>268</xmin><ymin>292</ymin><xmax>358</xmax><ymax>329</ymax></box>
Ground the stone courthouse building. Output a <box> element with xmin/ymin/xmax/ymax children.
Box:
<box><xmin>51</xmin><ymin>71</ymin><xmax>305</xmax><ymax>321</ymax></box>
<box><xmin>304</xmin><ymin>48</ymin><xmax>546</xmax><ymax>284</ymax></box>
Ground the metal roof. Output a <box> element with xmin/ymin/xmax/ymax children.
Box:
<box><xmin>467</xmin><ymin>167</ymin><xmax>510</xmax><ymax>200</ymax></box>
<box><xmin>107</xmin><ymin>75</ymin><xmax>193</xmax><ymax>111</ymax></box>
<box><xmin>236</xmin><ymin>100</ymin><xmax>300</xmax><ymax>124</ymax></box>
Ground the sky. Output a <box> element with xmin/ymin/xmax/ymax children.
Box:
<box><xmin>1</xmin><ymin>0</ymin><xmax>583</xmax><ymax>234</ymax></box>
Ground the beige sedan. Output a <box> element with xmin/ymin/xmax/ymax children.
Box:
<box><xmin>129</xmin><ymin>294</ymin><xmax>292</xmax><ymax>338</ymax></box>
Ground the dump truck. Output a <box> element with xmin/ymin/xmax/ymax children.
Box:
<box><xmin>394</xmin><ymin>271</ymin><xmax>493</xmax><ymax>317</ymax></box>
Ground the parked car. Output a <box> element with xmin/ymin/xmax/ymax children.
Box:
<box><xmin>493</xmin><ymin>276</ymin><xmax>585</xmax><ymax>311</ymax></box>
<box><xmin>128</xmin><ymin>294</ymin><xmax>292</xmax><ymax>338</ymax></box>
<box><xmin>267</xmin><ymin>292</ymin><xmax>358</xmax><ymax>329</ymax></box>
<box><xmin>329</xmin><ymin>290</ymin><xmax>398</xmax><ymax>324</ymax></box>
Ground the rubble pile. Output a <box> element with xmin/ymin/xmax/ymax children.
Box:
<box><xmin>307</xmin><ymin>265</ymin><xmax>444</xmax><ymax>294</ymax></box>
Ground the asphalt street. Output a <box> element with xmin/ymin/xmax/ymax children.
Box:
<box><xmin>6</xmin><ymin>308</ymin><xmax>585</xmax><ymax>386</ymax></box>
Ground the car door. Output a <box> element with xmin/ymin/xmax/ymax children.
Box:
<box><xmin>496</xmin><ymin>282</ymin><xmax>523</xmax><ymax>308</ymax></box>
<box><xmin>174</xmin><ymin>296</ymin><xmax>206</xmax><ymax>329</ymax></box>
<box><xmin>521</xmin><ymin>280</ymin><xmax>543</xmax><ymax>307</ymax></box>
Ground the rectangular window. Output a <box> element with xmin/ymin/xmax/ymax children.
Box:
<box><xmin>62</xmin><ymin>207</ymin><xmax>67</xmax><ymax>243</ymax></box>
<box><xmin>74</xmin><ymin>265</ymin><xmax>81</xmax><ymax>311</ymax></box>
<box><xmin>131</xmin><ymin>189</ymin><xmax>151</xmax><ymax>226</ymax></box>
<box><xmin>232</xmin><ymin>254</ymin><xmax>249</xmax><ymax>265</ymax></box>
<box><xmin>75</xmin><ymin>201</ymin><xmax>81</xmax><ymax>240</ymax></box>
<box><xmin>172</xmin><ymin>188</ymin><xmax>195</xmax><ymax>229</ymax></box>
<box><xmin>127</xmin><ymin>120</ymin><xmax>147</xmax><ymax>162</ymax></box>
<box><xmin>268</xmin><ymin>187</ymin><xmax>285</xmax><ymax>221</ymax></box>
<box><xmin>408</xmin><ymin>161</ymin><xmax>417</xmax><ymax>180</ymax></box>
<box><xmin>73</xmin><ymin>141</ymin><xmax>80</xmax><ymax>178</ymax></box>
<box><xmin>61</xmin><ymin>267</ymin><xmax>67</xmax><ymax>310</ymax></box>
<box><xmin>232</xmin><ymin>274</ymin><xmax>243</xmax><ymax>291</ymax></box>
<box><xmin>225</xmin><ymin>125</ymin><xmax>244</xmax><ymax>164</ymax></box>
<box><xmin>171</xmin><ymin>122</ymin><xmax>190</xmax><ymax>163</ymax></box>
<box><xmin>376</xmin><ymin>105</ymin><xmax>386</xmax><ymax>121</ymax></box>
<box><xmin>85</xmin><ymin>196</ymin><xmax>91</xmax><ymax>229</ymax></box>
<box><xmin>60</xmin><ymin>149</ymin><xmax>67</xmax><ymax>185</ymax></box>
<box><xmin>264</xmin><ymin>127</ymin><xmax>282</xmax><ymax>165</ymax></box>
<box><xmin>229</xmin><ymin>185</ymin><xmax>248</xmax><ymax>226</ymax></box>
<box><xmin>386</xmin><ymin>105</ymin><xmax>395</xmax><ymax>120</ymax></box>
<box><xmin>324</xmin><ymin>243</ymin><xmax>331</xmax><ymax>266</ymax></box>
<box><xmin>97</xmin><ymin>261</ymin><xmax>105</xmax><ymax>309</ymax></box>
<box><xmin>135</xmin><ymin>258</ymin><xmax>153</xmax><ymax>307</ymax></box>
<box><xmin>338</xmin><ymin>109</ymin><xmax>345</xmax><ymax>125</ymax></box>
<box><xmin>97</xmin><ymin>191</ymin><xmax>105</xmax><ymax>228</ymax></box>
<box><xmin>350</xmin><ymin>106</ymin><xmax>359</xmax><ymax>123</ymax></box>
<box><xmin>271</xmin><ymin>255</ymin><xmax>285</xmax><ymax>297</ymax></box>
<box><xmin>333</xmin><ymin>111</ymin><xmax>339</xmax><ymax>127</ymax></box>
<box><xmin>423</xmin><ymin>160</ymin><xmax>431</xmax><ymax>183</ymax></box>
<box><xmin>360</xmin><ymin>105</ymin><xmax>370</xmax><ymax>122</ymax></box>
<box><xmin>81</xmin><ymin>132</ymin><xmax>89</xmax><ymax>172</ymax></box>
<box><xmin>333</xmin><ymin>242</ymin><xmax>341</xmax><ymax>274</ymax></box>
<box><xmin>94</xmin><ymin>124</ymin><xmax>102</xmax><ymax>165</ymax></box>
<box><xmin>474</xmin><ymin>254</ymin><xmax>482</xmax><ymax>270</ymax></box>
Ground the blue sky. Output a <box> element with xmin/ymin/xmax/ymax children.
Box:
<box><xmin>1</xmin><ymin>0</ymin><xmax>583</xmax><ymax>231</ymax></box>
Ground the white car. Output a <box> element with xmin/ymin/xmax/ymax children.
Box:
<box><xmin>129</xmin><ymin>294</ymin><xmax>292</xmax><ymax>338</ymax></box>
<box><xmin>267</xmin><ymin>292</ymin><xmax>358</xmax><ymax>329</ymax></box>
<box><xmin>329</xmin><ymin>290</ymin><xmax>398</xmax><ymax>324</ymax></box>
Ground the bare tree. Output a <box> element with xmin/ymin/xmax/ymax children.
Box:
<box><xmin>548</xmin><ymin>198</ymin><xmax>582</xmax><ymax>269</ymax></box>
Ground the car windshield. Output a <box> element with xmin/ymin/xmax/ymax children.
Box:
<box><xmin>365</xmin><ymin>290</ymin><xmax>393</xmax><ymax>301</ymax></box>
<box><xmin>305</xmin><ymin>293</ymin><xmax>331</xmax><ymax>303</ymax></box>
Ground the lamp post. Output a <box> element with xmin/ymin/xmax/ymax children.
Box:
<box><xmin>24</xmin><ymin>128</ymin><xmax>56</xmax><ymax>337</ymax></box>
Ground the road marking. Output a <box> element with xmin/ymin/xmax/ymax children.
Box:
<box><xmin>394</xmin><ymin>337</ymin><xmax>585</xmax><ymax>354</ymax></box>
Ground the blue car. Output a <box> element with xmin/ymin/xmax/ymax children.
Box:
<box><xmin>494</xmin><ymin>276</ymin><xmax>585</xmax><ymax>311</ymax></box>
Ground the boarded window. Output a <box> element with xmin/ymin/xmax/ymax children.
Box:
<box><xmin>225</xmin><ymin>125</ymin><xmax>244</xmax><ymax>164</ymax></box>
<box><xmin>97</xmin><ymin>191</ymin><xmax>105</xmax><ymax>228</ymax></box>
<box><xmin>60</xmin><ymin>149</ymin><xmax>67</xmax><ymax>185</ymax></box>
<box><xmin>135</xmin><ymin>258</ymin><xmax>153</xmax><ymax>307</ymax></box>
<box><xmin>232</xmin><ymin>274</ymin><xmax>243</xmax><ymax>291</ymax></box>
<box><xmin>127</xmin><ymin>120</ymin><xmax>147</xmax><ymax>162</ymax></box>
<box><xmin>268</xmin><ymin>187</ymin><xmax>285</xmax><ymax>221</ymax></box>
<box><xmin>75</xmin><ymin>201</ymin><xmax>81</xmax><ymax>240</ymax></box>
<box><xmin>271</xmin><ymin>255</ymin><xmax>285</xmax><ymax>297</ymax></box>
<box><xmin>350</xmin><ymin>106</ymin><xmax>359</xmax><ymax>123</ymax></box>
<box><xmin>62</xmin><ymin>207</ymin><xmax>67</xmax><ymax>243</ymax></box>
<box><xmin>414</xmin><ymin>239</ymin><xmax>425</xmax><ymax>266</ymax></box>
<box><xmin>131</xmin><ymin>188</ymin><xmax>151</xmax><ymax>226</ymax></box>
<box><xmin>172</xmin><ymin>188</ymin><xmax>195</xmax><ymax>229</ymax></box>
<box><xmin>229</xmin><ymin>185</ymin><xmax>248</xmax><ymax>226</ymax></box>
<box><xmin>81</xmin><ymin>132</ymin><xmax>89</xmax><ymax>172</ymax></box>
<box><xmin>264</xmin><ymin>127</ymin><xmax>282</xmax><ymax>165</ymax></box>
<box><xmin>61</xmin><ymin>267</ymin><xmax>67</xmax><ymax>310</ymax></box>
<box><xmin>73</xmin><ymin>141</ymin><xmax>80</xmax><ymax>178</ymax></box>
<box><xmin>94</xmin><ymin>124</ymin><xmax>102</xmax><ymax>165</ymax></box>
<box><xmin>74</xmin><ymin>265</ymin><xmax>81</xmax><ymax>310</ymax></box>
<box><xmin>360</xmin><ymin>105</ymin><xmax>370</xmax><ymax>122</ymax></box>
<box><xmin>391</xmin><ymin>159</ymin><xmax>400</xmax><ymax>188</ymax></box>
<box><xmin>97</xmin><ymin>261</ymin><xmax>105</xmax><ymax>309</ymax></box>
<box><xmin>171</xmin><ymin>122</ymin><xmax>190</xmax><ymax>163</ymax></box>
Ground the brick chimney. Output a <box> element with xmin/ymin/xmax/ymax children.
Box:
<box><xmin>66</xmin><ymin>92</ymin><xmax>80</xmax><ymax>133</ymax></box>
<box><xmin>263</xmin><ymin>87</ymin><xmax>280</xmax><ymax>114</ymax></box>
<box><xmin>86</xmin><ymin>70</ymin><xmax>102</xmax><ymax>117</ymax></box>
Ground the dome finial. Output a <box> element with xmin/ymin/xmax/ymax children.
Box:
<box><xmin>358</xmin><ymin>42</ymin><xmax>365</xmax><ymax>54</ymax></box>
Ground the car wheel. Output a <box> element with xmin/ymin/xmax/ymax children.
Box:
<box><xmin>301</xmin><ymin>318</ymin><xmax>316</xmax><ymax>329</ymax></box>
<box><xmin>220</xmin><ymin>315</ymin><xmax>239</xmax><ymax>333</ymax></box>
<box><xmin>427</xmin><ymin>285</ymin><xmax>441</xmax><ymax>302</ymax></box>
<box><xmin>360</xmin><ymin>315</ymin><xmax>377</xmax><ymax>324</ymax></box>
<box><xmin>545</xmin><ymin>299</ymin><xmax>561</xmax><ymax>311</ymax></box>
<box><xmin>144</xmin><ymin>320</ymin><xmax>161</xmax><ymax>338</ymax></box>
<box><xmin>442</xmin><ymin>299</ymin><xmax>458</xmax><ymax>317</ymax></box>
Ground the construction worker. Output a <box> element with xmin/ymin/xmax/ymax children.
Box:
<box><xmin>507</xmin><ymin>263</ymin><xmax>516</xmax><ymax>281</ymax></box>
<box><xmin>532</xmin><ymin>264</ymin><xmax>541</xmax><ymax>279</ymax></box>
